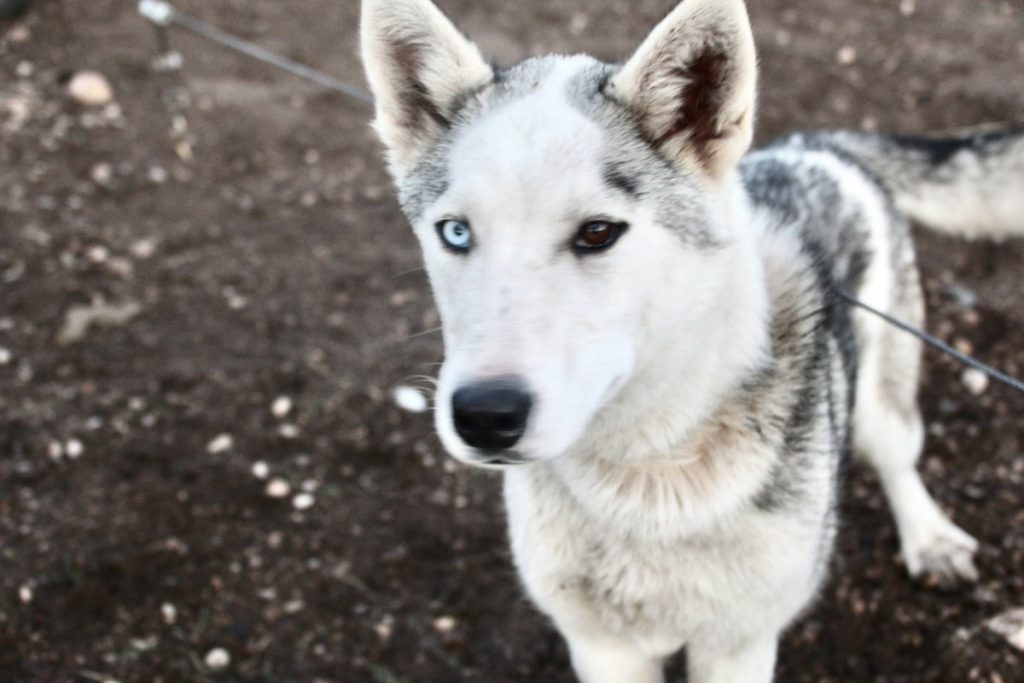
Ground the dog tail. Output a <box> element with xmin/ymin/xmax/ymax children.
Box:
<box><xmin>825</xmin><ymin>126</ymin><xmax>1024</xmax><ymax>240</ymax></box>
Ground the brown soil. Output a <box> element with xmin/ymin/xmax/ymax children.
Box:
<box><xmin>1</xmin><ymin>1</ymin><xmax>1022</xmax><ymax>681</ymax></box>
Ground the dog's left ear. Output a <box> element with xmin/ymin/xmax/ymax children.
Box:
<box><xmin>361</xmin><ymin>0</ymin><xmax>494</xmax><ymax>178</ymax></box>
<box><xmin>607</xmin><ymin>0</ymin><xmax>757</xmax><ymax>181</ymax></box>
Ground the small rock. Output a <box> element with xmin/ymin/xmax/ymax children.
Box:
<box><xmin>15</xmin><ymin>60</ymin><xmax>34</xmax><ymax>78</ymax></box>
<box><xmin>86</xmin><ymin>245</ymin><xmax>110</xmax><ymax>264</ymax></box>
<box><xmin>68</xmin><ymin>71</ymin><xmax>114</xmax><ymax>107</ymax></box>
<box><xmin>266</xmin><ymin>478</ymin><xmax>291</xmax><ymax>498</ymax></box>
<box><xmin>204</xmin><ymin>647</ymin><xmax>231</xmax><ymax>671</ymax></box>
<box><xmin>278</xmin><ymin>423</ymin><xmax>299</xmax><ymax>439</ymax></box>
<box><xmin>271</xmin><ymin>396</ymin><xmax>293</xmax><ymax>418</ymax></box>
<box><xmin>160</xmin><ymin>602</ymin><xmax>177</xmax><ymax>625</ymax></box>
<box><xmin>836</xmin><ymin>46</ymin><xmax>858</xmax><ymax>65</ymax></box>
<box><xmin>18</xmin><ymin>584</ymin><xmax>33</xmax><ymax>604</ymax></box>
<box><xmin>47</xmin><ymin>440</ymin><xmax>64</xmax><ymax>460</ymax></box>
<box><xmin>65</xmin><ymin>439</ymin><xmax>84</xmax><ymax>459</ymax></box>
<box><xmin>393</xmin><ymin>385</ymin><xmax>429</xmax><ymax>414</ymax></box>
<box><xmin>899</xmin><ymin>0</ymin><xmax>916</xmax><ymax>16</ymax></box>
<box><xmin>90</xmin><ymin>162</ymin><xmax>114</xmax><ymax>186</ymax></box>
<box><xmin>292</xmin><ymin>493</ymin><xmax>315</xmax><ymax>511</ymax></box>
<box><xmin>130</xmin><ymin>239</ymin><xmax>156</xmax><ymax>259</ymax></box>
<box><xmin>987</xmin><ymin>608</ymin><xmax>1024</xmax><ymax>651</ymax></box>
<box><xmin>57</xmin><ymin>300</ymin><xmax>142</xmax><ymax>346</ymax></box>
<box><xmin>251</xmin><ymin>461</ymin><xmax>269</xmax><ymax>480</ymax></box>
<box><xmin>962</xmin><ymin>369</ymin><xmax>989</xmax><ymax>396</ymax></box>
<box><xmin>0</xmin><ymin>347</ymin><xmax>11</xmax><ymax>365</ymax></box>
<box><xmin>433</xmin><ymin>615</ymin><xmax>457</xmax><ymax>633</ymax></box>
<box><xmin>207</xmin><ymin>434</ymin><xmax>234</xmax><ymax>454</ymax></box>
<box><xmin>148</xmin><ymin>165</ymin><xmax>169</xmax><ymax>184</ymax></box>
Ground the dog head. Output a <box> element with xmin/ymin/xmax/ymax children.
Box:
<box><xmin>362</xmin><ymin>0</ymin><xmax>760</xmax><ymax>466</ymax></box>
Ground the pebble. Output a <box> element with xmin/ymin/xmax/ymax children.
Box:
<box><xmin>836</xmin><ymin>46</ymin><xmax>858</xmax><ymax>65</ymax></box>
<box><xmin>393</xmin><ymin>385</ymin><xmax>429</xmax><ymax>414</ymax></box>
<box><xmin>292</xmin><ymin>493</ymin><xmax>315</xmax><ymax>511</ymax></box>
<box><xmin>962</xmin><ymin>369</ymin><xmax>989</xmax><ymax>396</ymax></box>
<box><xmin>47</xmin><ymin>441</ymin><xmax>64</xmax><ymax>460</ymax></box>
<box><xmin>90</xmin><ymin>162</ymin><xmax>114</xmax><ymax>186</ymax></box>
<box><xmin>160</xmin><ymin>602</ymin><xmax>177</xmax><ymax>625</ymax></box>
<box><xmin>68</xmin><ymin>71</ymin><xmax>114</xmax><ymax>107</ymax></box>
<box><xmin>278</xmin><ymin>423</ymin><xmax>299</xmax><ymax>439</ymax></box>
<box><xmin>271</xmin><ymin>396</ymin><xmax>293</xmax><ymax>418</ymax></box>
<box><xmin>266</xmin><ymin>478</ymin><xmax>291</xmax><ymax>498</ymax></box>
<box><xmin>207</xmin><ymin>434</ymin><xmax>234</xmax><ymax>454</ymax></box>
<box><xmin>899</xmin><ymin>0</ymin><xmax>916</xmax><ymax>16</ymax></box>
<box><xmin>433</xmin><ymin>615</ymin><xmax>457</xmax><ymax>633</ymax></box>
<box><xmin>65</xmin><ymin>439</ymin><xmax>84</xmax><ymax>459</ymax></box>
<box><xmin>204</xmin><ymin>647</ymin><xmax>231</xmax><ymax>671</ymax></box>
<box><xmin>0</xmin><ymin>347</ymin><xmax>11</xmax><ymax>365</ymax></box>
<box><xmin>130</xmin><ymin>239</ymin><xmax>156</xmax><ymax>259</ymax></box>
<box><xmin>18</xmin><ymin>584</ymin><xmax>33</xmax><ymax>604</ymax></box>
<box><xmin>251</xmin><ymin>461</ymin><xmax>269</xmax><ymax>480</ymax></box>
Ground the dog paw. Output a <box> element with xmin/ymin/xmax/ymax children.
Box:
<box><xmin>902</xmin><ymin>515</ymin><xmax>979</xmax><ymax>588</ymax></box>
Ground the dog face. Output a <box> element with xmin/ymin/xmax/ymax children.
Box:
<box><xmin>362</xmin><ymin>0</ymin><xmax>758</xmax><ymax>465</ymax></box>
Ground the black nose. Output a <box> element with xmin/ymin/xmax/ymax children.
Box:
<box><xmin>452</xmin><ymin>378</ymin><xmax>532</xmax><ymax>451</ymax></box>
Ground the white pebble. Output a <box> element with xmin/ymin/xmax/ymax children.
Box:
<box><xmin>86</xmin><ymin>245</ymin><xmax>109</xmax><ymax>263</ymax></box>
<box><xmin>204</xmin><ymin>647</ymin><xmax>231</xmax><ymax>671</ymax></box>
<box><xmin>68</xmin><ymin>71</ymin><xmax>114</xmax><ymax>106</ymax></box>
<box><xmin>265</xmin><ymin>478</ymin><xmax>291</xmax><ymax>498</ymax></box>
<box><xmin>292</xmin><ymin>493</ymin><xmax>315</xmax><ymax>511</ymax></box>
<box><xmin>18</xmin><ymin>584</ymin><xmax>33</xmax><ymax>604</ymax></box>
<box><xmin>836</xmin><ymin>46</ymin><xmax>858</xmax><ymax>65</ymax></box>
<box><xmin>393</xmin><ymin>385</ymin><xmax>429</xmax><ymax>413</ymax></box>
<box><xmin>160</xmin><ymin>602</ymin><xmax>177</xmax><ymax>625</ymax></box>
<box><xmin>251</xmin><ymin>461</ymin><xmax>269</xmax><ymax>480</ymax></box>
<box><xmin>47</xmin><ymin>440</ymin><xmax>64</xmax><ymax>460</ymax></box>
<box><xmin>0</xmin><ymin>347</ymin><xmax>10</xmax><ymax>365</ymax></box>
<box><xmin>91</xmin><ymin>162</ymin><xmax>114</xmax><ymax>186</ymax></box>
<box><xmin>207</xmin><ymin>433</ymin><xmax>233</xmax><ymax>454</ymax></box>
<box><xmin>65</xmin><ymin>439</ymin><xmax>84</xmax><ymax>459</ymax></box>
<box><xmin>130</xmin><ymin>239</ymin><xmax>156</xmax><ymax>260</ymax></box>
<box><xmin>433</xmin><ymin>615</ymin><xmax>457</xmax><ymax>633</ymax></box>
<box><xmin>271</xmin><ymin>396</ymin><xmax>293</xmax><ymax>418</ymax></box>
<box><xmin>962</xmin><ymin>369</ymin><xmax>989</xmax><ymax>396</ymax></box>
<box><xmin>148</xmin><ymin>165</ymin><xmax>169</xmax><ymax>184</ymax></box>
<box><xmin>278</xmin><ymin>423</ymin><xmax>299</xmax><ymax>439</ymax></box>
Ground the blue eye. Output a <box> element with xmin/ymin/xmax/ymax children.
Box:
<box><xmin>436</xmin><ymin>219</ymin><xmax>473</xmax><ymax>252</ymax></box>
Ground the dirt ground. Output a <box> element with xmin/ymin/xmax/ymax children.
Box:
<box><xmin>1</xmin><ymin>0</ymin><xmax>1023</xmax><ymax>681</ymax></box>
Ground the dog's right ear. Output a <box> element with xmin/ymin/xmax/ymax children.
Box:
<box><xmin>361</xmin><ymin>0</ymin><xmax>493</xmax><ymax>178</ymax></box>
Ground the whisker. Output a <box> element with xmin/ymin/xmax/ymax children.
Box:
<box><xmin>393</xmin><ymin>265</ymin><xmax>427</xmax><ymax>278</ymax></box>
<box><xmin>394</xmin><ymin>326</ymin><xmax>444</xmax><ymax>343</ymax></box>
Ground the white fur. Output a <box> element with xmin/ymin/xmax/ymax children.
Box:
<box><xmin>361</xmin><ymin>1</ymin><xmax>993</xmax><ymax>680</ymax></box>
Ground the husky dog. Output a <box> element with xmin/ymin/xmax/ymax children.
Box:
<box><xmin>361</xmin><ymin>0</ymin><xmax>1023</xmax><ymax>680</ymax></box>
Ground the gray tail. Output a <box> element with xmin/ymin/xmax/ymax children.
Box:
<box><xmin>824</xmin><ymin>127</ymin><xmax>1024</xmax><ymax>240</ymax></box>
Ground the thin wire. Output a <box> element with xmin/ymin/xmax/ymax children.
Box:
<box><xmin>837</xmin><ymin>288</ymin><xmax>1024</xmax><ymax>395</ymax></box>
<box><xmin>138</xmin><ymin>1</ymin><xmax>374</xmax><ymax>104</ymax></box>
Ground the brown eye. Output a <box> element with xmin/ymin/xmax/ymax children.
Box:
<box><xmin>574</xmin><ymin>221</ymin><xmax>628</xmax><ymax>253</ymax></box>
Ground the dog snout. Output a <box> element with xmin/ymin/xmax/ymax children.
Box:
<box><xmin>451</xmin><ymin>378</ymin><xmax>532</xmax><ymax>451</ymax></box>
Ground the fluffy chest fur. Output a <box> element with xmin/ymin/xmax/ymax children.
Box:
<box><xmin>504</xmin><ymin>193</ymin><xmax>859</xmax><ymax>653</ymax></box>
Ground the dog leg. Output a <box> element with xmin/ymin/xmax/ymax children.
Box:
<box><xmin>566</xmin><ymin>632</ymin><xmax>663</xmax><ymax>683</ymax></box>
<box><xmin>687</xmin><ymin>634</ymin><xmax>778</xmax><ymax>683</ymax></box>
<box><xmin>854</xmin><ymin>326</ymin><xmax>979</xmax><ymax>585</ymax></box>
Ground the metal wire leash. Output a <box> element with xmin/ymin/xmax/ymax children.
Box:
<box><xmin>837</xmin><ymin>288</ymin><xmax>1024</xmax><ymax>395</ymax></box>
<box><xmin>136</xmin><ymin>0</ymin><xmax>374</xmax><ymax>104</ymax></box>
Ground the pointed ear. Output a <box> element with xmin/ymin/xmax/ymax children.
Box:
<box><xmin>606</xmin><ymin>0</ymin><xmax>757</xmax><ymax>180</ymax></box>
<box><xmin>361</xmin><ymin>0</ymin><xmax>493</xmax><ymax>177</ymax></box>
